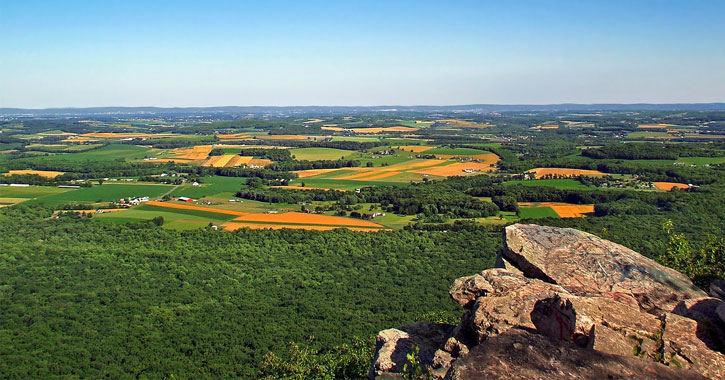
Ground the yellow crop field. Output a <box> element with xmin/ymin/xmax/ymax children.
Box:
<box><xmin>232</xmin><ymin>211</ymin><xmax>383</xmax><ymax>228</ymax></box>
<box><xmin>354</xmin><ymin>171</ymin><xmax>402</xmax><ymax>181</ymax></box>
<box><xmin>394</xmin><ymin>145</ymin><xmax>434</xmax><ymax>153</ymax></box>
<box><xmin>334</xmin><ymin>170</ymin><xmax>379</xmax><ymax>180</ymax></box>
<box><xmin>216</xmin><ymin>133</ymin><xmax>251</xmax><ymax>139</ymax></box>
<box><xmin>386</xmin><ymin>159</ymin><xmax>443</xmax><ymax>171</ymax></box>
<box><xmin>653</xmin><ymin>182</ymin><xmax>690</xmax><ymax>191</ymax></box>
<box><xmin>528</xmin><ymin>168</ymin><xmax>607</xmax><ymax>177</ymax></box>
<box><xmin>146</xmin><ymin>201</ymin><xmax>248</xmax><ymax>216</ymax></box>
<box><xmin>412</xmin><ymin>162</ymin><xmax>494</xmax><ymax>177</ymax></box>
<box><xmin>295</xmin><ymin>169</ymin><xmax>344</xmax><ymax>178</ymax></box>
<box><xmin>321</xmin><ymin>126</ymin><xmax>345</xmax><ymax>131</ymax></box>
<box><xmin>211</xmin><ymin>154</ymin><xmax>236</xmax><ymax>167</ymax></box>
<box><xmin>171</xmin><ymin>145</ymin><xmax>213</xmax><ymax>162</ymax></box>
<box><xmin>5</xmin><ymin>169</ymin><xmax>65</xmax><ymax>178</ymax></box>
<box><xmin>433</xmin><ymin>153</ymin><xmax>499</xmax><ymax>165</ymax></box>
<box><xmin>249</xmin><ymin>158</ymin><xmax>273</xmax><ymax>167</ymax></box>
<box><xmin>226</xmin><ymin>155</ymin><xmax>252</xmax><ymax>167</ymax></box>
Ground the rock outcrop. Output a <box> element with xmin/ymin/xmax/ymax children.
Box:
<box><xmin>369</xmin><ymin>224</ymin><xmax>725</xmax><ymax>380</ymax></box>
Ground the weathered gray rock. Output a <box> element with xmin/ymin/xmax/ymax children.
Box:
<box><xmin>502</xmin><ymin>224</ymin><xmax>706</xmax><ymax>312</ymax></box>
<box><xmin>450</xmin><ymin>328</ymin><xmax>707</xmax><ymax>380</ymax></box>
<box><xmin>369</xmin><ymin>322</ymin><xmax>454</xmax><ymax>380</ymax></box>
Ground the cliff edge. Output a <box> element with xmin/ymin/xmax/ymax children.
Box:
<box><xmin>369</xmin><ymin>224</ymin><xmax>725</xmax><ymax>380</ymax></box>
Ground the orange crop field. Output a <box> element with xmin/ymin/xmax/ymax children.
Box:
<box><xmin>321</xmin><ymin>126</ymin><xmax>345</xmax><ymax>131</ymax></box>
<box><xmin>394</xmin><ymin>145</ymin><xmax>434</xmax><ymax>153</ymax></box>
<box><xmin>528</xmin><ymin>168</ymin><xmax>607</xmax><ymax>177</ymax></box>
<box><xmin>412</xmin><ymin>162</ymin><xmax>494</xmax><ymax>177</ymax></box>
<box><xmin>256</xmin><ymin>135</ymin><xmax>310</xmax><ymax>140</ymax></box>
<box><xmin>5</xmin><ymin>169</ymin><xmax>65</xmax><ymax>178</ymax></box>
<box><xmin>146</xmin><ymin>201</ymin><xmax>247</xmax><ymax>216</ymax></box>
<box><xmin>549</xmin><ymin>204</ymin><xmax>595</xmax><ymax>218</ymax></box>
<box><xmin>221</xmin><ymin>222</ymin><xmax>383</xmax><ymax>232</ymax></box>
<box><xmin>653</xmin><ymin>182</ymin><xmax>690</xmax><ymax>191</ymax></box>
<box><xmin>519</xmin><ymin>202</ymin><xmax>594</xmax><ymax>218</ymax></box>
<box><xmin>232</xmin><ymin>212</ymin><xmax>383</xmax><ymax>228</ymax></box>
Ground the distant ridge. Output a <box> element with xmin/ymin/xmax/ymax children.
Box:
<box><xmin>2</xmin><ymin>103</ymin><xmax>725</xmax><ymax>117</ymax></box>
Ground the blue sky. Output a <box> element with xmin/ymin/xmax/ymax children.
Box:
<box><xmin>1</xmin><ymin>0</ymin><xmax>723</xmax><ymax>107</ymax></box>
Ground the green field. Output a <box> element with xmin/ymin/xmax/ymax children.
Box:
<box><xmin>627</xmin><ymin>131</ymin><xmax>672</xmax><ymax>139</ymax></box>
<box><xmin>23</xmin><ymin>183</ymin><xmax>173</xmax><ymax>206</ymax></box>
<box><xmin>519</xmin><ymin>206</ymin><xmax>560</xmax><ymax>219</ymax></box>
<box><xmin>0</xmin><ymin>142</ymin><xmax>22</xmax><ymax>150</ymax></box>
<box><xmin>50</xmin><ymin>144</ymin><xmax>158</xmax><ymax>161</ymax></box>
<box><xmin>171</xmin><ymin>176</ymin><xmax>246</xmax><ymax>198</ymax></box>
<box><xmin>94</xmin><ymin>208</ymin><xmax>229</xmax><ymax>230</ymax></box>
<box><xmin>0</xmin><ymin>185</ymin><xmax>73</xmax><ymax>199</ymax></box>
<box><xmin>328</xmin><ymin>136</ymin><xmax>382</xmax><ymax>142</ymax></box>
<box><xmin>293</xmin><ymin>177</ymin><xmax>412</xmax><ymax>191</ymax></box>
<box><xmin>503</xmin><ymin>178</ymin><xmax>592</xmax><ymax>190</ymax></box>
<box><xmin>676</xmin><ymin>156</ymin><xmax>725</xmax><ymax>165</ymax></box>
<box><xmin>289</xmin><ymin>147</ymin><xmax>354</xmax><ymax>161</ymax></box>
<box><xmin>424</xmin><ymin>147</ymin><xmax>491</xmax><ymax>155</ymax></box>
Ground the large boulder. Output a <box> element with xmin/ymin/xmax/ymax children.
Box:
<box><xmin>502</xmin><ymin>224</ymin><xmax>706</xmax><ymax>312</ymax></box>
<box><xmin>369</xmin><ymin>224</ymin><xmax>725</xmax><ymax>380</ymax></box>
<box><xmin>450</xmin><ymin>328</ymin><xmax>707</xmax><ymax>380</ymax></box>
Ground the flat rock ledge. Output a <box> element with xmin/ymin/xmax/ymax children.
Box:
<box><xmin>369</xmin><ymin>224</ymin><xmax>725</xmax><ymax>380</ymax></box>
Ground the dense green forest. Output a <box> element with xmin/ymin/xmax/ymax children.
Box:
<box><xmin>0</xmin><ymin>205</ymin><xmax>499</xmax><ymax>379</ymax></box>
